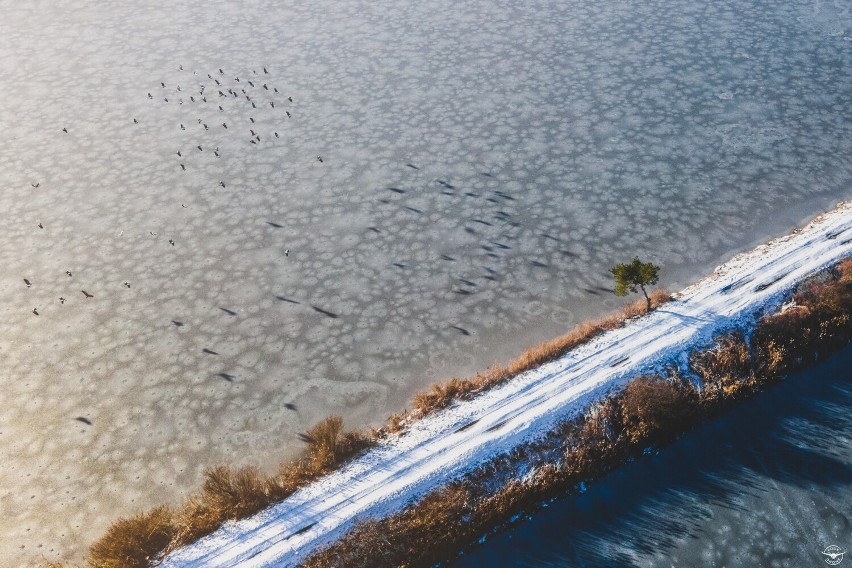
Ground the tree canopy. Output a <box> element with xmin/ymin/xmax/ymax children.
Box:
<box><xmin>611</xmin><ymin>257</ymin><xmax>660</xmax><ymax>311</ymax></box>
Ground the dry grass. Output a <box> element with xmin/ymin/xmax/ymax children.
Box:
<box><xmin>88</xmin><ymin>506</ymin><xmax>176</xmax><ymax>568</ymax></box>
<box><xmin>618</xmin><ymin>376</ymin><xmax>699</xmax><ymax>445</ymax></box>
<box><xmin>170</xmin><ymin>465</ymin><xmax>273</xmax><ymax>548</ymax></box>
<box><xmin>690</xmin><ymin>331</ymin><xmax>754</xmax><ymax>399</ymax></box>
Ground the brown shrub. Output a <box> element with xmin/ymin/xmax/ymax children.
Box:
<box><xmin>304</xmin><ymin>415</ymin><xmax>344</xmax><ymax>469</ymax></box>
<box><xmin>88</xmin><ymin>506</ymin><xmax>176</xmax><ymax>568</ymax></box>
<box><xmin>172</xmin><ymin>465</ymin><xmax>271</xmax><ymax>548</ymax></box>
<box><xmin>618</xmin><ymin>376</ymin><xmax>699</xmax><ymax>446</ymax></box>
<box><xmin>303</xmin><ymin>484</ymin><xmax>475</xmax><ymax>568</ymax></box>
<box><xmin>837</xmin><ymin>258</ymin><xmax>852</xmax><ymax>283</ymax></box>
<box><xmin>690</xmin><ymin>331</ymin><xmax>754</xmax><ymax>399</ymax></box>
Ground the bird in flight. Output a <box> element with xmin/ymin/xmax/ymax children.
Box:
<box><xmin>82</xmin><ymin>290</ymin><xmax>93</xmax><ymax>298</ymax></box>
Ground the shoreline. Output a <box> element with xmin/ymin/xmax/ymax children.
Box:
<box><xmin>156</xmin><ymin>203</ymin><xmax>852</xmax><ymax>567</ymax></box>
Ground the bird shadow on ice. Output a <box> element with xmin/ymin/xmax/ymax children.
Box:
<box><xmin>454</xmin><ymin>348</ymin><xmax>852</xmax><ymax>567</ymax></box>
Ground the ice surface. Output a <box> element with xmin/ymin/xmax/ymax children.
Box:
<box><xmin>0</xmin><ymin>0</ymin><xmax>848</xmax><ymax>563</ymax></box>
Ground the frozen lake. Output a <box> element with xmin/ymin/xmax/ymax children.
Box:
<box><xmin>0</xmin><ymin>0</ymin><xmax>848</xmax><ymax>564</ymax></box>
<box><xmin>455</xmin><ymin>346</ymin><xmax>852</xmax><ymax>568</ymax></box>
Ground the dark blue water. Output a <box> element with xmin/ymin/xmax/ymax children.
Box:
<box><xmin>455</xmin><ymin>346</ymin><xmax>852</xmax><ymax>567</ymax></box>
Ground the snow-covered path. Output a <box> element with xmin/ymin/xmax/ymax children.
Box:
<box><xmin>161</xmin><ymin>203</ymin><xmax>852</xmax><ymax>568</ymax></box>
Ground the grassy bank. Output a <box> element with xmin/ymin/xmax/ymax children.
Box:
<box><xmin>302</xmin><ymin>258</ymin><xmax>852</xmax><ymax>567</ymax></box>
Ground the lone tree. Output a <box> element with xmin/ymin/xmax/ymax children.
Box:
<box><xmin>611</xmin><ymin>257</ymin><xmax>660</xmax><ymax>312</ymax></box>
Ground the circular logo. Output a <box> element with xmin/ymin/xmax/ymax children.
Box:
<box><xmin>823</xmin><ymin>545</ymin><xmax>846</xmax><ymax>566</ymax></box>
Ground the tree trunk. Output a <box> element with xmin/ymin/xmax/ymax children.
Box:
<box><xmin>641</xmin><ymin>284</ymin><xmax>651</xmax><ymax>312</ymax></box>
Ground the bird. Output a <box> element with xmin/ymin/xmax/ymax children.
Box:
<box><xmin>250</xmin><ymin>129</ymin><xmax>256</xmax><ymax>136</ymax></box>
<box><xmin>133</xmin><ymin>118</ymin><xmax>138</xmax><ymax>124</ymax></box>
<box><xmin>177</xmin><ymin>150</ymin><xmax>181</xmax><ymax>157</ymax></box>
<box><xmin>75</xmin><ymin>417</ymin><xmax>92</xmax><ymax>425</ymax></box>
<box><xmin>31</xmin><ymin>182</ymin><xmax>39</xmax><ymax>188</ymax></box>
<box><xmin>214</xmin><ymin>150</ymin><xmax>219</xmax><ymax>157</ymax></box>
<box><xmin>270</xmin><ymin>101</ymin><xmax>274</xmax><ymax>108</ymax></box>
<box><xmin>62</xmin><ymin>127</ymin><xmax>68</xmax><ymax>133</ymax></box>
<box><xmin>219</xmin><ymin>105</ymin><xmax>223</xmax><ymax>111</ymax></box>
<box><xmin>38</xmin><ymin>222</ymin><xmax>43</xmax><ymax>229</ymax></box>
<box><xmin>168</xmin><ymin>239</ymin><xmax>175</xmax><ymax>246</ymax></box>
<box><xmin>181</xmin><ymin>203</ymin><xmax>188</xmax><ymax>208</ymax></box>
<box><xmin>274</xmin><ymin>132</ymin><xmax>279</xmax><ymax>138</ymax></box>
<box><xmin>219</xmin><ymin>181</ymin><xmax>226</xmax><ymax>188</ymax></box>
<box><xmin>190</xmin><ymin>96</ymin><xmax>195</xmax><ymax>102</ymax></box>
<box><xmin>177</xmin><ymin>85</ymin><xmax>182</xmax><ymax>91</ymax></box>
<box><xmin>23</xmin><ymin>278</ymin><xmax>31</xmax><ymax>287</ymax></box>
<box><xmin>286</xmin><ymin>111</ymin><xmax>290</xmax><ymax>118</ymax></box>
<box><xmin>180</xmin><ymin>124</ymin><xmax>185</xmax><ymax>130</ymax></box>
<box><xmin>123</xmin><ymin>282</ymin><xmax>130</xmax><ymax>288</ymax></box>
<box><xmin>288</xmin><ymin>96</ymin><xmax>292</xmax><ymax>102</ymax></box>
<box><xmin>148</xmin><ymin>93</ymin><xmax>152</xmax><ymax>99</ymax></box>
<box><xmin>197</xmin><ymin>145</ymin><xmax>202</xmax><ymax>151</ymax></box>
<box><xmin>33</xmin><ymin>308</ymin><xmax>39</xmax><ymax>316</ymax></box>
<box><xmin>82</xmin><ymin>290</ymin><xmax>93</xmax><ymax>298</ymax></box>
<box><xmin>317</xmin><ymin>156</ymin><xmax>323</xmax><ymax>163</ymax></box>
<box><xmin>164</xmin><ymin>97</ymin><xmax>169</xmax><ymax>102</ymax></box>
<box><xmin>65</xmin><ymin>271</ymin><xmax>72</xmax><ymax>277</ymax></box>
<box><xmin>203</xmin><ymin>123</ymin><xmax>208</xmax><ymax>130</ymax></box>
<box><xmin>59</xmin><ymin>297</ymin><xmax>66</xmax><ymax>303</ymax></box>
<box><xmin>252</xmin><ymin>102</ymin><xmax>256</xmax><ymax>108</ymax></box>
<box><xmin>250</xmin><ymin>117</ymin><xmax>255</xmax><ymax>123</ymax></box>
<box><xmin>161</xmin><ymin>82</ymin><xmax>165</xmax><ymax>88</ymax></box>
<box><xmin>150</xmin><ymin>231</ymin><xmax>157</xmax><ymax>236</ymax></box>
<box><xmin>222</xmin><ymin>122</ymin><xmax>228</xmax><ymax>129</ymax></box>
<box><xmin>263</xmin><ymin>84</ymin><xmax>269</xmax><ymax>90</ymax></box>
<box><xmin>180</xmin><ymin>164</ymin><xmax>186</xmax><ymax>171</ymax></box>
<box><xmin>284</xmin><ymin>249</ymin><xmax>289</xmax><ymax>256</ymax></box>
<box><xmin>219</xmin><ymin>68</ymin><xmax>224</xmax><ymax>74</ymax></box>
<box><xmin>274</xmin><ymin>87</ymin><xmax>279</xmax><ymax>93</ymax></box>
<box><xmin>263</xmin><ymin>67</ymin><xmax>268</xmax><ymax>74</ymax></box>
<box><xmin>250</xmin><ymin>139</ymin><xmax>257</xmax><ymax>145</ymax></box>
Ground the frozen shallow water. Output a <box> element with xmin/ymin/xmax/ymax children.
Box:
<box><xmin>0</xmin><ymin>0</ymin><xmax>848</xmax><ymax>563</ymax></box>
<box><xmin>455</xmin><ymin>346</ymin><xmax>852</xmax><ymax>568</ymax></box>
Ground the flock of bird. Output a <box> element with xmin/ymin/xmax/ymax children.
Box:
<box><xmin>142</xmin><ymin>66</ymin><xmax>324</xmax><ymax>182</ymax></box>
<box><xmin>25</xmin><ymin>66</ymin><xmax>313</xmax><ymax>325</ymax></box>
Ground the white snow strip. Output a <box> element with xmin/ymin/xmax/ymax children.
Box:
<box><xmin>160</xmin><ymin>202</ymin><xmax>852</xmax><ymax>567</ymax></box>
